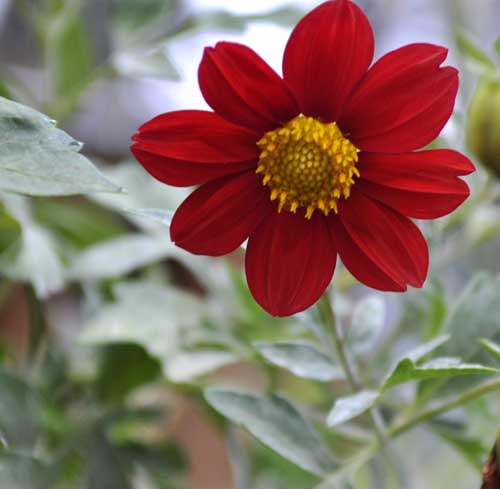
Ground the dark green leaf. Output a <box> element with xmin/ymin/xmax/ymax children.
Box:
<box><xmin>0</xmin><ymin>203</ymin><xmax>21</xmax><ymax>256</ymax></box>
<box><xmin>97</xmin><ymin>344</ymin><xmax>161</xmax><ymax>403</ymax></box>
<box><xmin>383</xmin><ymin>357</ymin><xmax>498</xmax><ymax>391</ymax></box>
<box><xmin>205</xmin><ymin>388</ymin><xmax>336</xmax><ymax>476</ymax></box>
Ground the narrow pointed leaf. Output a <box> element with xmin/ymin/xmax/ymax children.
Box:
<box><xmin>479</xmin><ymin>338</ymin><xmax>500</xmax><ymax>363</ymax></box>
<box><xmin>326</xmin><ymin>390</ymin><xmax>379</xmax><ymax>427</ymax></box>
<box><xmin>383</xmin><ymin>357</ymin><xmax>499</xmax><ymax>391</ymax></box>
<box><xmin>205</xmin><ymin>388</ymin><xmax>337</xmax><ymax>476</ymax></box>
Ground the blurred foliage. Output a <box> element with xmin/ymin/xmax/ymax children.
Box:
<box><xmin>1</xmin><ymin>1</ymin><xmax>500</xmax><ymax>489</ymax></box>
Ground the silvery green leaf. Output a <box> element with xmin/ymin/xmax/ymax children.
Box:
<box><xmin>382</xmin><ymin>357</ymin><xmax>498</xmax><ymax>391</ymax></box>
<box><xmin>1</xmin><ymin>194</ymin><xmax>64</xmax><ymax>297</ymax></box>
<box><xmin>326</xmin><ymin>390</ymin><xmax>379</xmax><ymax>427</ymax></box>
<box><xmin>349</xmin><ymin>295</ymin><xmax>385</xmax><ymax>352</ymax></box>
<box><xmin>205</xmin><ymin>388</ymin><xmax>337</xmax><ymax>476</ymax></box>
<box><xmin>404</xmin><ymin>335</ymin><xmax>450</xmax><ymax>363</ymax></box>
<box><xmin>0</xmin><ymin>454</ymin><xmax>51</xmax><ymax>489</ymax></box>
<box><xmin>254</xmin><ymin>341</ymin><xmax>341</xmax><ymax>381</ymax></box>
<box><xmin>89</xmin><ymin>162</ymin><xmax>186</xmax><ymax>232</ymax></box>
<box><xmin>0</xmin><ymin>97</ymin><xmax>120</xmax><ymax>196</ymax></box>
<box><xmin>164</xmin><ymin>350</ymin><xmax>238</xmax><ymax>383</ymax></box>
<box><xmin>125</xmin><ymin>208</ymin><xmax>173</xmax><ymax>228</ymax></box>
<box><xmin>80</xmin><ymin>281</ymin><xmax>206</xmax><ymax>361</ymax></box>
<box><xmin>67</xmin><ymin>234</ymin><xmax>170</xmax><ymax>281</ymax></box>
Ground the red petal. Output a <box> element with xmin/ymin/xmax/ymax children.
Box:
<box><xmin>245</xmin><ymin>211</ymin><xmax>337</xmax><ymax>317</ymax></box>
<box><xmin>332</xmin><ymin>190</ymin><xmax>429</xmax><ymax>291</ymax></box>
<box><xmin>283</xmin><ymin>0</ymin><xmax>374</xmax><ymax>122</ymax></box>
<box><xmin>170</xmin><ymin>171</ymin><xmax>272</xmax><ymax>256</ymax></box>
<box><xmin>356</xmin><ymin>150</ymin><xmax>473</xmax><ymax>219</ymax></box>
<box><xmin>341</xmin><ymin>44</ymin><xmax>458</xmax><ymax>152</ymax></box>
<box><xmin>198</xmin><ymin>42</ymin><xmax>298</xmax><ymax>132</ymax></box>
<box><xmin>131</xmin><ymin>110</ymin><xmax>259</xmax><ymax>186</ymax></box>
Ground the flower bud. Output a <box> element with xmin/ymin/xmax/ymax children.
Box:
<box><xmin>468</xmin><ymin>78</ymin><xmax>500</xmax><ymax>176</ymax></box>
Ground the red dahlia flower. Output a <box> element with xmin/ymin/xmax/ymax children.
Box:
<box><xmin>131</xmin><ymin>0</ymin><xmax>474</xmax><ymax>317</ymax></box>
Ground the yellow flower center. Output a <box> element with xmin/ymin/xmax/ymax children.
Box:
<box><xmin>256</xmin><ymin>115</ymin><xmax>360</xmax><ymax>219</ymax></box>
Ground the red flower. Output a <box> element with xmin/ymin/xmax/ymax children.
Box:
<box><xmin>131</xmin><ymin>0</ymin><xmax>474</xmax><ymax>317</ymax></box>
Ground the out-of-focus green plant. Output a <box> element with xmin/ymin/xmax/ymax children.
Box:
<box><xmin>2</xmin><ymin>3</ymin><xmax>500</xmax><ymax>489</ymax></box>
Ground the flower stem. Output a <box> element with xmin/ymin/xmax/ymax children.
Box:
<box><xmin>319</xmin><ymin>293</ymin><xmax>387</xmax><ymax>446</ymax></box>
<box><xmin>319</xmin><ymin>293</ymin><xmax>359</xmax><ymax>389</ymax></box>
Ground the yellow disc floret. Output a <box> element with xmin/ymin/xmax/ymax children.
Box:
<box><xmin>256</xmin><ymin>114</ymin><xmax>360</xmax><ymax>219</ymax></box>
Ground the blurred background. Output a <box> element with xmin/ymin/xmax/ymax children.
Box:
<box><xmin>1</xmin><ymin>1</ymin><xmax>500</xmax><ymax>488</ymax></box>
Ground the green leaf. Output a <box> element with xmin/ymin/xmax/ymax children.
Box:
<box><xmin>97</xmin><ymin>344</ymin><xmax>161</xmax><ymax>402</ymax></box>
<box><xmin>349</xmin><ymin>295</ymin><xmax>385</xmax><ymax>352</ymax></box>
<box><xmin>0</xmin><ymin>453</ymin><xmax>51</xmax><ymax>489</ymax></box>
<box><xmin>495</xmin><ymin>36</ymin><xmax>500</xmax><ymax>58</ymax></box>
<box><xmin>444</xmin><ymin>273</ymin><xmax>500</xmax><ymax>359</ymax></box>
<box><xmin>67</xmin><ymin>234</ymin><xmax>170</xmax><ymax>281</ymax></box>
<box><xmin>456</xmin><ymin>31</ymin><xmax>496</xmax><ymax>70</ymax></box>
<box><xmin>0</xmin><ymin>97</ymin><xmax>121</xmax><ymax>196</ymax></box>
<box><xmin>478</xmin><ymin>338</ymin><xmax>500</xmax><ymax>363</ymax></box>
<box><xmin>404</xmin><ymin>335</ymin><xmax>450</xmax><ymax>363</ymax></box>
<box><xmin>382</xmin><ymin>357</ymin><xmax>499</xmax><ymax>391</ymax></box>
<box><xmin>46</xmin><ymin>0</ymin><xmax>93</xmax><ymax>102</ymax></box>
<box><xmin>89</xmin><ymin>162</ymin><xmax>186</xmax><ymax>233</ymax></box>
<box><xmin>164</xmin><ymin>350</ymin><xmax>238</xmax><ymax>383</ymax></box>
<box><xmin>0</xmin><ymin>369</ymin><xmax>40</xmax><ymax>450</ymax></box>
<box><xmin>125</xmin><ymin>208</ymin><xmax>173</xmax><ymax>229</ymax></box>
<box><xmin>254</xmin><ymin>341</ymin><xmax>341</xmax><ymax>381</ymax></box>
<box><xmin>80</xmin><ymin>281</ymin><xmax>206</xmax><ymax>363</ymax></box>
<box><xmin>113</xmin><ymin>46</ymin><xmax>180</xmax><ymax>80</ymax></box>
<box><xmin>326</xmin><ymin>390</ymin><xmax>379</xmax><ymax>427</ymax></box>
<box><xmin>1</xmin><ymin>195</ymin><xmax>64</xmax><ymax>297</ymax></box>
<box><xmin>0</xmin><ymin>203</ymin><xmax>21</xmax><ymax>256</ymax></box>
<box><xmin>205</xmin><ymin>388</ymin><xmax>336</xmax><ymax>476</ymax></box>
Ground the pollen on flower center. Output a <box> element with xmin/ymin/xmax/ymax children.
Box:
<box><xmin>256</xmin><ymin>114</ymin><xmax>360</xmax><ymax>219</ymax></box>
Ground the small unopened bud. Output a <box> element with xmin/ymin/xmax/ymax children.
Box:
<box><xmin>468</xmin><ymin>78</ymin><xmax>500</xmax><ymax>176</ymax></box>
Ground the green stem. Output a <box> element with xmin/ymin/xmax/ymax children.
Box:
<box><xmin>319</xmin><ymin>293</ymin><xmax>359</xmax><ymax>389</ymax></box>
<box><xmin>389</xmin><ymin>376</ymin><xmax>500</xmax><ymax>438</ymax></box>
<box><xmin>319</xmin><ymin>293</ymin><xmax>387</xmax><ymax>447</ymax></box>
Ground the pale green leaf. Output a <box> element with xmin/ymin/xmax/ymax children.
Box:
<box><xmin>47</xmin><ymin>0</ymin><xmax>93</xmax><ymax>101</ymax></box>
<box><xmin>456</xmin><ymin>31</ymin><xmax>496</xmax><ymax>69</ymax></box>
<box><xmin>67</xmin><ymin>234</ymin><xmax>170</xmax><ymax>281</ymax></box>
<box><xmin>205</xmin><ymin>388</ymin><xmax>336</xmax><ymax>476</ymax></box>
<box><xmin>0</xmin><ymin>97</ymin><xmax>120</xmax><ymax>196</ymax></box>
<box><xmin>80</xmin><ymin>281</ymin><xmax>206</xmax><ymax>361</ymax></box>
<box><xmin>254</xmin><ymin>341</ymin><xmax>341</xmax><ymax>381</ymax></box>
<box><xmin>89</xmin><ymin>162</ymin><xmax>186</xmax><ymax>232</ymax></box>
<box><xmin>0</xmin><ymin>369</ymin><xmax>40</xmax><ymax>451</ymax></box>
<box><xmin>404</xmin><ymin>335</ymin><xmax>450</xmax><ymax>363</ymax></box>
<box><xmin>125</xmin><ymin>208</ymin><xmax>173</xmax><ymax>229</ymax></box>
<box><xmin>478</xmin><ymin>338</ymin><xmax>500</xmax><ymax>363</ymax></box>
<box><xmin>326</xmin><ymin>390</ymin><xmax>379</xmax><ymax>427</ymax></box>
<box><xmin>164</xmin><ymin>350</ymin><xmax>238</xmax><ymax>383</ymax></box>
<box><xmin>1</xmin><ymin>195</ymin><xmax>64</xmax><ymax>297</ymax></box>
<box><xmin>0</xmin><ymin>454</ymin><xmax>51</xmax><ymax>489</ymax></box>
<box><xmin>383</xmin><ymin>357</ymin><xmax>498</xmax><ymax>391</ymax></box>
<box><xmin>349</xmin><ymin>295</ymin><xmax>385</xmax><ymax>352</ymax></box>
